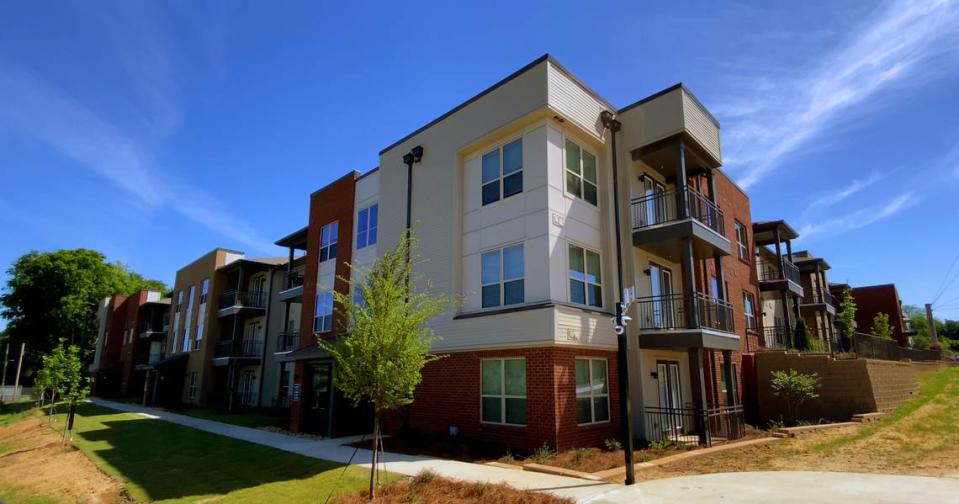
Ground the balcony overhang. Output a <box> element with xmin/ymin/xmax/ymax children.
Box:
<box><xmin>633</xmin><ymin>219</ymin><xmax>731</xmax><ymax>260</ymax></box>
<box><xmin>138</xmin><ymin>330</ymin><xmax>168</xmax><ymax>341</ymax></box>
<box><xmin>758</xmin><ymin>278</ymin><xmax>804</xmax><ymax>298</ymax></box>
<box><xmin>800</xmin><ymin>302</ymin><xmax>837</xmax><ymax>316</ymax></box>
<box><xmin>278</xmin><ymin>285</ymin><xmax>303</xmax><ymax>303</ymax></box>
<box><xmin>211</xmin><ymin>355</ymin><xmax>261</xmax><ymax>367</ymax></box>
<box><xmin>216</xmin><ymin>305</ymin><xmax>266</xmax><ymax>318</ymax></box>
<box><xmin>638</xmin><ymin>328</ymin><xmax>740</xmax><ymax>351</ymax></box>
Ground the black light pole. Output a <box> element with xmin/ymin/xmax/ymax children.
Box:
<box><xmin>602</xmin><ymin>110</ymin><xmax>635</xmax><ymax>485</ymax></box>
<box><xmin>402</xmin><ymin>146</ymin><xmax>424</xmax><ymax>279</ymax></box>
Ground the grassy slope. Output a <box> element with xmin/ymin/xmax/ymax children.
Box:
<box><xmin>66</xmin><ymin>404</ymin><xmax>374</xmax><ymax>503</ymax></box>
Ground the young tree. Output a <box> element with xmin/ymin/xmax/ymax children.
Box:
<box><xmin>319</xmin><ymin>233</ymin><xmax>451</xmax><ymax>499</ymax></box>
<box><xmin>770</xmin><ymin>369</ymin><xmax>820</xmax><ymax>425</ymax></box>
<box><xmin>37</xmin><ymin>342</ymin><xmax>89</xmax><ymax>440</ymax></box>
<box><xmin>870</xmin><ymin>312</ymin><xmax>894</xmax><ymax>340</ymax></box>
<box><xmin>793</xmin><ymin>319</ymin><xmax>811</xmax><ymax>351</ymax></box>
<box><xmin>835</xmin><ymin>288</ymin><xmax>857</xmax><ymax>350</ymax></box>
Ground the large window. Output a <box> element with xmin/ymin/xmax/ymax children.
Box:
<box><xmin>314</xmin><ymin>291</ymin><xmax>333</xmax><ymax>333</ymax></box>
<box><xmin>182</xmin><ymin>285</ymin><xmax>195</xmax><ymax>352</ymax></box>
<box><xmin>481</xmin><ymin>138</ymin><xmax>523</xmax><ymax>206</ymax></box>
<box><xmin>356</xmin><ymin>204</ymin><xmax>378</xmax><ymax>249</ymax></box>
<box><xmin>734</xmin><ymin>221</ymin><xmax>749</xmax><ymax>261</ymax></box>
<box><xmin>481</xmin><ymin>358</ymin><xmax>527</xmax><ymax>425</ymax></box>
<box><xmin>565</xmin><ymin>139</ymin><xmax>598</xmax><ymax>205</ymax></box>
<box><xmin>575</xmin><ymin>358</ymin><xmax>610</xmax><ymax>424</ymax></box>
<box><xmin>319</xmin><ymin>221</ymin><xmax>339</xmax><ymax>263</ymax></box>
<box><xmin>569</xmin><ymin>244</ymin><xmax>602</xmax><ymax>307</ymax></box>
<box><xmin>196</xmin><ymin>278</ymin><xmax>209</xmax><ymax>348</ymax></box>
<box><xmin>743</xmin><ymin>291</ymin><xmax>757</xmax><ymax>331</ymax></box>
<box><xmin>481</xmin><ymin>244</ymin><xmax>524</xmax><ymax>308</ymax></box>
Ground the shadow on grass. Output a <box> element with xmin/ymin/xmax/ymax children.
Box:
<box><xmin>71</xmin><ymin>404</ymin><xmax>366</xmax><ymax>502</ymax></box>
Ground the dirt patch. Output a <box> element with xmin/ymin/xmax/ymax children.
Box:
<box><xmin>332</xmin><ymin>471</ymin><xmax>572</xmax><ymax>504</ymax></box>
<box><xmin>0</xmin><ymin>415</ymin><xmax>133</xmax><ymax>503</ymax></box>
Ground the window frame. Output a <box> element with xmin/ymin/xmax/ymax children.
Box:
<box><xmin>734</xmin><ymin>221</ymin><xmax>749</xmax><ymax>261</ymax></box>
<box><xmin>575</xmin><ymin>357</ymin><xmax>611</xmax><ymax>425</ymax></box>
<box><xmin>481</xmin><ymin>137</ymin><xmax>524</xmax><ymax>206</ymax></box>
<box><xmin>319</xmin><ymin>221</ymin><xmax>339</xmax><ymax>263</ymax></box>
<box><xmin>480</xmin><ymin>242</ymin><xmax>525</xmax><ymax>309</ymax></box>
<box><xmin>568</xmin><ymin>243</ymin><xmax>603</xmax><ymax>308</ymax></box>
<box><xmin>480</xmin><ymin>357</ymin><xmax>527</xmax><ymax>426</ymax></box>
<box><xmin>564</xmin><ymin>138</ymin><xmax>598</xmax><ymax>206</ymax></box>
<box><xmin>743</xmin><ymin>290</ymin><xmax>757</xmax><ymax>331</ymax></box>
<box><xmin>313</xmin><ymin>290</ymin><xmax>334</xmax><ymax>333</ymax></box>
<box><xmin>187</xmin><ymin>371</ymin><xmax>198</xmax><ymax>399</ymax></box>
<box><xmin>356</xmin><ymin>203</ymin><xmax>379</xmax><ymax>250</ymax></box>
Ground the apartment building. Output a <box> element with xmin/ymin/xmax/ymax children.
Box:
<box><xmin>793</xmin><ymin>251</ymin><xmax>837</xmax><ymax>347</ymax></box>
<box><xmin>90</xmin><ymin>295</ymin><xmax>129</xmax><ymax>397</ymax></box>
<box><xmin>841</xmin><ymin>284</ymin><xmax>909</xmax><ymax>346</ymax></box>
<box><xmin>753</xmin><ymin>221</ymin><xmax>804</xmax><ymax>349</ymax></box>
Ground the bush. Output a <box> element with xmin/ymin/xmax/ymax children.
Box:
<box><xmin>794</xmin><ymin>320</ymin><xmax>811</xmax><ymax>351</ymax></box>
<box><xmin>603</xmin><ymin>437</ymin><xmax>622</xmax><ymax>452</ymax></box>
<box><xmin>649</xmin><ymin>439</ymin><xmax>674</xmax><ymax>451</ymax></box>
<box><xmin>770</xmin><ymin>369</ymin><xmax>821</xmax><ymax>425</ymax></box>
<box><xmin>530</xmin><ymin>443</ymin><xmax>556</xmax><ymax>464</ymax></box>
<box><xmin>806</xmin><ymin>338</ymin><xmax>829</xmax><ymax>354</ymax></box>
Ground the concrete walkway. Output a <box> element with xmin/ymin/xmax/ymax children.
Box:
<box><xmin>88</xmin><ymin>398</ymin><xmax>620</xmax><ymax>502</ymax></box>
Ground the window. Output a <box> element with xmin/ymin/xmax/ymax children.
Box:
<box><xmin>565</xmin><ymin>139</ymin><xmax>598</xmax><ymax>205</ymax></box>
<box><xmin>743</xmin><ymin>291</ymin><xmax>757</xmax><ymax>331</ymax></box>
<box><xmin>721</xmin><ymin>362</ymin><xmax>738</xmax><ymax>403</ymax></box>
<box><xmin>569</xmin><ymin>244</ymin><xmax>602</xmax><ymax>307</ymax></box>
<box><xmin>735</xmin><ymin>221</ymin><xmax>749</xmax><ymax>260</ymax></box>
<box><xmin>199</xmin><ymin>278</ymin><xmax>209</xmax><ymax>304</ymax></box>
<box><xmin>576</xmin><ymin>358</ymin><xmax>610</xmax><ymax>424</ymax></box>
<box><xmin>481</xmin><ymin>138</ymin><xmax>523</xmax><ymax>206</ymax></box>
<box><xmin>356</xmin><ymin>204</ymin><xmax>378</xmax><ymax>249</ymax></box>
<box><xmin>319</xmin><ymin>221</ymin><xmax>339</xmax><ymax>263</ymax></box>
<box><xmin>196</xmin><ymin>279</ymin><xmax>208</xmax><ymax>348</ymax></box>
<box><xmin>172</xmin><ymin>290</ymin><xmax>183</xmax><ymax>353</ymax></box>
<box><xmin>481</xmin><ymin>358</ymin><xmax>527</xmax><ymax>425</ymax></box>
<box><xmin>188</xmin><ymin>371</ymin><xmax>198</xmax><ymax>399</ymax></box>
<box><xmin>182</xmin><ymin>285</ymin><xmax>195</xmax><ymax>352</ymax></box>
<box><xmin>314</xmin><ymin>291</ymin><xmax>333</xmax><ymax>333</ymax></box>
<box><xmin>481</xmin><ymin>244</ymin><xmax>524</xmax><ymax>308</ymax></box>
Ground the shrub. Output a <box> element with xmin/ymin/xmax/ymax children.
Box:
<box><xmin>807</xmin><ymin>338</ymin><xmax>829</xmax><ymax>354</ymax></box>
<box><xmin>649</xmin><ymin>439</ymin><xmax>674</xmax><ymax>451</ymax></box>
<box><xmin>603</xmin><ymin>437</ymin><xmax>622</xmax><ymax>452</ymax></box>
<box><xmin>871</xmin><ymin>312</ymin><xmax>894</xmax><ymax>340</ymax></box>
<box><xmin>530</xmin><ymin>443</ymin><xmax>556</xmax><ymax>464</ymax></box>
<box><xmin>770</xmin><ymin>369</ymin><xmax>821</xmax><ymax>425</ymax></box>
<box><xmin>411</xmin><ymin>470</ymin><xmax>437</xmax><ymax>486</ymax></box>
<box><xmin>794</xmin><ymin>320</ymin><xmax>811</xmax><ymax>351</ymax></box>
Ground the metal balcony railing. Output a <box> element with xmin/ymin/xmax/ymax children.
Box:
<box><xmin>762</xmin><ymin>325</ymin><xmax>792</xmax><ymax>350</ymax></box>
<box><xmin>285</xmin><ymin>274</ymin><xmax>304</xmax><ymax>290</ymax></box>
<box><xmin>802</xmin><ymin>290</ymin><xmax>833</xmax><ymax>306</ymax></box>
<box><xmin>213</xmin><ymin>339</ymin><xmax>263</xmax><ymax>358</ymax></box>
<box><xmin>218</xmin><ymin>290</ymin><xmax>267</xmax><ymax>310</ymax></box>
<box><xmin>276</xmin><ymin>331</ymin><xmax>300</xmax><ymax>352</ymax></box>
<box><xmin>634</xmin><ymin>293</ymin><xmax>735</xmax><ymax>333</ymax></box>
<box><xmin>630</xmin><ymin>188</ymin><xmax>725</xmax><ymax>236</ymax></box>
<box><xmin>643</xmin><ymin>405</ymin><xmax>745</xmax><ymax>447</ymax></box>
<box><xmin>758</xmin><ymin>258</ymin><xmax>801</xmax><ymax>284</ymax></box>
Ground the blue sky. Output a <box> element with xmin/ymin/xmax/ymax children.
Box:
<box><xmin>2</xmin><ymin>0</ymin><xmax>959</xmax><ymax>329</ymax></box>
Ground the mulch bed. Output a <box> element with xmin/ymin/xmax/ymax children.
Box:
<box><xmin>332</xmin><ymin>471</ymin><xmax>572</xmax><ymax>504</ymax></box>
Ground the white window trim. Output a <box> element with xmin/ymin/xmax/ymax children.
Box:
<box><xmin>480</xmin><ymin>357</ymin><xmax>527</xmax><ymax>426</ymax></box>
<box><xmin>480</xmin><ymin>242</ymin><xmax>525</xmax><ymax>309</ymax></box>
<box><xmin>735</xmin><ymin>222</ymin><xmax>749</xmax><ymax>260</ymax></box>
<box><xmin>743</xmin><ymin>291</ymin><xmax>757</xmax><ymax>331</ymax></box>
<box><xmin>564</xmin><ymin>138</ymin><xmax>598</xmax><ymax>206</ymax></box>
<box><xmin>187</xmin><ymin>371</ymin><xmax>198</xmax><ymax>399</ymax></box>
<box><xmin>567</xmin><ymin>242</ymin><xmax>603</xmax><ymax>308</ymax></box>
<box><xmin>481</xmin><ymin>136</ymin><xmax>524</xmax><ymax>206</ymax></box>
<box><xmin>319</xmin><ymin>221</ymin><xmax>339</xmax><ymax>263</ymax></box>
<box><xmin>576</xmin><ymin>357</ymin><xmax>611</xmax><ymax>425</ymax></box>
<box><xmin>356</xmin><ymin>203</ymin><xmax>379</xmax><ymax>250</ymax></box>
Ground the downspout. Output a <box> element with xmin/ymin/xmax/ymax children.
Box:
<box><xmin>601</xmin><ymin>110</ymin><xmax>635</xmax><ymax>486</ymax></box>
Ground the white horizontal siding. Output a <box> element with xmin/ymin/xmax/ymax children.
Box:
<box><xmin>547</xmin><ymin>62</ymin><xmax>606</xmax><ymax>140</ymax></box>
<box><xmin>681</xmin><ymin>91</ymin><xmax>721</xmax><ymax>163</ymax></box>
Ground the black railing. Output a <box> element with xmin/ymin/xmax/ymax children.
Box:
<box><xmin>634</xmin><ymin>293</ymin><xmax>735</xmax><ymax>333</ymax></box>
<box><xmin>630</xmin><ymin>188</ymin><xmax>725</xmax><ymax>236</ymax></box>
<box><xmin>758</xmin><ymin>258</ymin><xmax>801</xmax><ymax>284</ymax></box>
<box><xmin>219</xmin><ymin>290</ymin><xmax>267</xmax><ymax>310</ymax></box>
<box><xmin>213</xmin><ymin>339</ymin><xmax>263</xmax><ymax>358</ymax></box>
<box><xmin>762</xmin><ymin>325</ymin><xmax>792</xmax><ymax>350</ymax></box>
<box><xmin>851</xmin><ymin>332</ymin><xmax>941</xmax><ymax>362</ymax></box>
<box><xmin>802</xmin><ymin>290</ymin><xmax>833</xmax><ymax>306</ymax></box>
<box><xmin>276</xmin><ymin>331</ymin><xmax>300</xmax><ymax>352</ymax></box>
<box><xmin>643</xmin><ymin>405</ymin><xmax>744</xmax><ymax>447</ymax></box>
<box><xmin>285</xmin><ymin>274</ymin><xmax>304</xmax><ymax>290</ymax></box>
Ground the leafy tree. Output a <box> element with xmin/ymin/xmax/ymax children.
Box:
<box><xmin>770</xmin><ymin>369</ymin><xmax>820</xmax><ymax>425</ymax></box>
<box><xmin>793</xmin><ymin>319</ymin><xmax>811</xmax><ymax>351</ymax></box>
<box><xmin>37</xmin><ymin>342</ymin><xmax>89</xmax><ymax>441</ymax></box>
<box><xmin>835</xmin><ymin>288</ymin><xmax>857</xmax><ymax>349</ymax></box>
<box><xmin>870</xmin><ymin>312</ymin><xmax>894</xmax><ymax>340</ymax></box>
<box><xmin>1</xmin><ymin>249</ymin><xmax>167</xmax><ymax>374</ymax></box>
<box><xmin>319</xmin><ymin>233</ymin><xmax>452</xmax><ymax>499</ymax></box>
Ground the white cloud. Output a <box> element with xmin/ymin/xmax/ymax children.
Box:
<box><xmin>797</xmin><ymin>192</ymin><xmax>917</xmax><ymax>239</ymax></box>
<box><xmin>804</xmin><ymin>171</ymin><xmax>888</xmax><ymax>212</ymax></box>
<box><xmin>721</xmin><ymin>0</ymin><xmax>959</xmax><ymax>189</ymax></box>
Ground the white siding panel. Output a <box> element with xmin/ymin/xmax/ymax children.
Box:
<box><xmin>547</xmin><ymin>62</ymin><xmax>606</xmax><ymax>140</ymax></box>
<box><xmin>431</xmin><ymin>306</ymin><xmax>556</xmax><ymax>351</ymax></box>
<box><xmin>554</xmin><ymin>305</ymin><xmax>616</xmax><ymax>349</ymax></box>
<box><xmin>681</xmin><ymin>91</ymin><xmax>721</xmax><ymax>163</ymax></box>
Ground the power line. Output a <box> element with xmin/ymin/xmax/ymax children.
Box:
<box><xmin>932</xmin><ymin>251</ymin><xmax>959</xmax><ymax>304</ymax></box>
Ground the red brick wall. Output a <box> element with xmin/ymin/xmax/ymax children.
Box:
<box><xmin>396</xmin><ymin>346</ymin><xmax>619</xmax><ymax>452</ymax></box>
<box><xmin>851</xmin><ymin>285</ymin><xmax>907</xmax><ymax>346</ymax></box>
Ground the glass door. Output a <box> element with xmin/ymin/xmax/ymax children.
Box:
<box><xmin>307</xmin><ymin>362</ymin><xmax>333</xmax><ymax>436</ymax></box>
<box><xmin>643</xmin><ymin>177</ymin><xmax>666</xmax><ymax>226</ymax></box>
<box><xmin>649</xmin><ymin>263</ymin><xmax>673</xmax><ymax>328</ymax></box>
<box><xmin>657</xmin><ymin>361</ymin><xmax>683</xmax><ymax>432</ymax></box>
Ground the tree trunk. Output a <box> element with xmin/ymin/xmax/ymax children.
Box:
<box><xmin>369</xmin><ymin>408</ymin><xmax>380</xmax><ymax>500</ymax></box>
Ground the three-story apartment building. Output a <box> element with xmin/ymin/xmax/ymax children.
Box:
<box><xmin>793</xmin><ymin>251</ymin><xmax>837</xmax><ymax>348</ymax></box>
<box><xmin>753</xmin><ymin>221</ymin><xmax>804</xmax><ymax>349</ymax></box>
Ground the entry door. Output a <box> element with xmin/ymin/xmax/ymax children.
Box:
<box><xmin>239</xmin><ymin>371</ymin><xmax>257</xmax><ymax>406</ymax></box>
<box><xmin>643</xmin><ymin>177</ymin><xmax>667</xmax><ymax>226</ymax></box>
<box><xmin>307</xmin><ymin>362</ymin><xmax>334</xmax><ymax>436</ymax></box>
<box><xmin>649</xmin><ymin>264</ymin><xmax>673</xmax><ymax>328</ymax></box>
<box><xmin>657</xmin><ymin>361</ymin><xmax>683</xmax><ymax>430</ymax></box>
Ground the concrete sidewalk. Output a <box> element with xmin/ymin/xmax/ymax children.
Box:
<box><xmin>88</xmin><ymin>398</ymin><xmax>619</xmax><ymax>502</ymax></box>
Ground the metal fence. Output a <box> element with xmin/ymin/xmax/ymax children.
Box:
<box><xmin>643</xmin><ymin>404</ymin><xmax>745</xmax><ymax>447</ymax></box>
<box><xmin>851</xmin><ymin>332</ymin><xmax>942</xmax><ymax>362</ymax></box>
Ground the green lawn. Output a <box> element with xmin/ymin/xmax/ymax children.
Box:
<box><xmin>0</xmin><ymin>401</ymin><xmax>36</xmax><ymax>427</ymax></box>
<box><xmin>167</xmin><ymin>407</ymin><xmax>281</xmax><ymax>428</ymax></box>
<box><xmin>0</xmin><ymin>486</ymin><xmax>59</xmax><ymax>504</ymax></box>
<box><xmin>63</xmin><ymin>404</ymin><xmax>378</xmax><ymax>503</ymax></box>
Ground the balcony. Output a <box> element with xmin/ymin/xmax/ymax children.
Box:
<box><xmin>757</xmin><ymin>258</ymin><xmax>804</xmax><ymax>297</ymax></box>
<box><xmin>217</xmin><ymin>290</ymin><xmax>267</xmax><ymax>318</ymax></box>
<box><xmin>276</xmin><ymin>330</ymin><xmax>300</xmax><ymax>353</ymax></box>
<box><xmin>630</xmin><ymin>188</ymin><xmax>731</xmax><ymax>259</ymax></box>
<box><xmin>212</xmin><ymin>339</ymin><xmax>263</xmax><ymax>365</ymax></box>
<box><xmin>633</xmin><ymin>293</ymin><xmax>739</xmax><ymax>350</ymax></box>
<box><xmin>761</xmin><ymin>325</ymin><xmax>792</xmax><ymax>350</ymax></box>
<box><xmin>801</xmin><ymin>290</ymin><xmax>836</xmax><ymax>315</ymax></box>
<box><xmin>278</xmin><ymin>274</ymin><xmax>304</xmax><ymax>303</ymax></box>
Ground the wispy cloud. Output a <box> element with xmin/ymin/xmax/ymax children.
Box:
<box><xmin>798</xmin><ymin>192</ymin><xmax>917</xmax><ymax>239</ymax></box>
<box><xmin>721</xmin><ymin>0</ymin><xmax>959</xmax><ymax>189</ymax></box>
<box><xmin>804</xmin><ymin>171</ymin><xmax>888</xmax><ymax>212</ymax></box>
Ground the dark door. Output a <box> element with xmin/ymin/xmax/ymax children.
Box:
<box><xmin>306</xmin><ymin>362</ymin><xmax>333</xmax><ymax>436</ymax></box>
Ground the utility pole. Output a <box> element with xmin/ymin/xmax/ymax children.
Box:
<box><xmin>13</xmin><ymin>343</ymin><xmax>25</xmax><ymax>400</ymax></box>
<box><xmin>925</xmin><ymin>303</ymin><xmax>940</xmax><ymax>345</ymax></box>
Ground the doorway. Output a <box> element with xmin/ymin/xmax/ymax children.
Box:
<box><xmin>306</xmin><ymin>362</ymin><xmax>334</xmax><ymax>436</ymax></box>
<box><xmin>649</xmin><ymin>263</ymin><xmax>674</xmax><ymax>328</ymax></box>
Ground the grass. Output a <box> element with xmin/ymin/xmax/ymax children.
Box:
<box><xmin>0</xmin><ymin>401</ymin><xmax>36</xmax><ymax>427</ymax></box>
<box><xmin>0</xmin><ymin>486</ymin><xmax>59</xmax><ymax>504</ymax></box>
<box><xmin>60</xmin><ymin>404</ymin><xmax>379</xmax><ymax>503</ymax></box>
<box><xmin>167</xmin><ymin>407</ymin><xmax>281</xmax><ymax>428</ymax></box>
